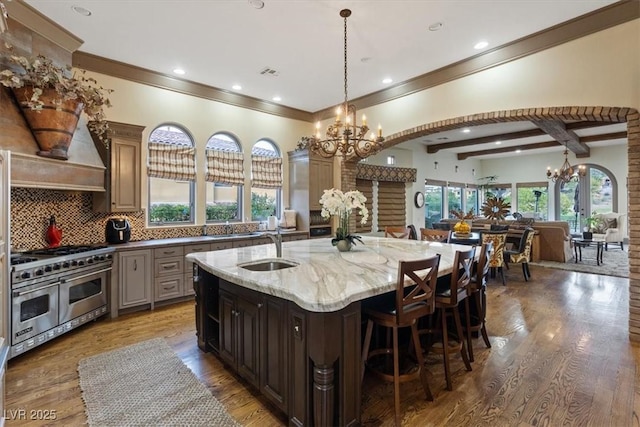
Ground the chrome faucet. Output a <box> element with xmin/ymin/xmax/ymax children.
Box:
<box><xmin>265</xmin><ymin>228</ymin><xmax>282</xmax><ymax>258</ymax></box>
<box><xmin>224</xmin><ymin>221</ymin><xmax>233</xmax><ymax>235</ymax></box>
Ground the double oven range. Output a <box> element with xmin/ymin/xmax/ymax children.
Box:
<box><xmin>10</xmin><ymin>245</ymin><xmax>114</xmax><ymax>359</ymax></box>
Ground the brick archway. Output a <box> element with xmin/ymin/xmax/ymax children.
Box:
<box><xmin>341</xmin><ymin>105</ymin><xmax>640</xmax><ymax>341</ymax></box>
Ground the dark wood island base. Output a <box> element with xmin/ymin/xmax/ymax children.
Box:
<box><xmin>194</xmin><ymin>267</ymin><xmax>361</xmax><ymax>426</ymax></box>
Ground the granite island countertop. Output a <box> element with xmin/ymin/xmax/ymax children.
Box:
<box><xmin>186</xmin><ymin>236</ymin><xmax>477</xmax><ymax>313</ymax></box>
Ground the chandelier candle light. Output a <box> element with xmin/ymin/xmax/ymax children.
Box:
<box><xmin>319</xmin><ymin>188</ymin><xmax>369</xmax><ymax>252</ymax></box>
<box><xmin>305</xmin><ymin>9</ymin><xmax>385</xmax><ymax>159</ymax></box>
<box><xmin>546</xmin><ymin>143</ymin><xmax>586</xmax><ymax>183</ymax></box>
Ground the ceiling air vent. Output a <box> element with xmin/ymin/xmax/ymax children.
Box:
<box><xmin>259</xmin><ymin>67</ymin><xmax>280</xmax><ymax>77</ymax></box>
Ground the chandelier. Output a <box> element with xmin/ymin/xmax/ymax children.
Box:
<box><xmin>546</xmin><ymin>143</ymin><xmax>586</xmax><ymax>183</ymax></box>
<box><xmin>305</xmin><ymin>9</ymin><xmax>384</xmax><ymax>159</ymax></box>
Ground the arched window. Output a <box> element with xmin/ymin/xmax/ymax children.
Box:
<box><xmin>205</xmin><ymin>132</ymin><xmax>244</xmax><ymax>222</ymax></box>
<box><xmin>147</xmin><ymin>124</ymin><xmax>195</xmax><ymax>225</ymax></box>
<box><xmin>251</xmin><ymin>139</ymin><xmax>282</xmax><ymax>221</ymax></box>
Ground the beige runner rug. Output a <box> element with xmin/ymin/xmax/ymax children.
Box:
<box><xmin>78</xmin><ymin>338</ymin><xmax>240</xmax><ymax>426</ymax></box>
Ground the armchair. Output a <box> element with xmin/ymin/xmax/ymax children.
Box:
<box><xmin>593</xmin><ymin>212</ymin><xmax>627</xmax><ymax>250</ymax></box>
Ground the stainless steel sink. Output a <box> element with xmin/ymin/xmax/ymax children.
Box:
<box><xmin>238</xmin><ymin>259</ymin><xmax>298</xmax><ymax>271</ymax></box>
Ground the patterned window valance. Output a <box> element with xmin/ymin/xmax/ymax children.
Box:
<box><xmin>356</xmin><ymin>164</ymin><xmax>416</xmax><ymax>183</ymax></box>
<box><xmin>205</xmin><ymin>150</ymin><xmax>245</xmax><ymax>185</ymax></box>
<box><xmin>147</xmin><ymin>142</ymin><xmax>196</xmax><ymax>181</ymax></box>
<box><xmin>251</xmin><ymin>155</ymin><xmax>283</xmax><ymax>188</ymax></box>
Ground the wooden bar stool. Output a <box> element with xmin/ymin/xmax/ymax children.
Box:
<box><xmin>361</xmin><ymin>255</ymin><xmax>440</xmax><ymax>426</ymax></box>
<box><xmin>420</xmin><ymin>248</ymin><xmax>474</xmax><ymax>391</ymax></box>
<box><xmin>385</xmin><ymin>226</ymin><xmax>411</xmax><ymax>239</ymax></box>
<box><xmin>464</xmin><ymin>241</ymin><xmax>493</xmax><ymax>362</ymax></box>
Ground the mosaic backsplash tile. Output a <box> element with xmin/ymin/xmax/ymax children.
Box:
<box><xmin>10</xmin><ymin>188</ymin><xmax>258</xmax><ymax>251</ymax></box>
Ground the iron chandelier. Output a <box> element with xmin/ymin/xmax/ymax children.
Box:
<box><xmin>546</xmin><ymin>142</ymin><xmax>586</xmax><ymax>183</ymax></box>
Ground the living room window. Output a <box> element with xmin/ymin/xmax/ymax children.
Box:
<box><xmin>147</xmin><ymin>124</ymin><xmax>195</xmax><ymax>225</ymax></box>
<box><xmin>516</xmin><ymin>183</ymin><xmax>548</xmax><ymax>220</ymax></box>
<box><xmin>250</xmin><ymin>139</ymin><xmax>282</xmax><ymax>221</ymax></box>
<box><xmin>205</xmin><ymin>132</ymin><xmax>244</xmax><ymax>222</ymax></box>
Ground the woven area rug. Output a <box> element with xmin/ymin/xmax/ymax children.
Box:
<box><xmin>530</xmin><ymin>247</ymin><xmax>629</xmax><ymax>278</ymax></box>
<box><xmin>78</xmin><ymin>338</ymin><xmax>239</xmax><ymax>427</ymax></box>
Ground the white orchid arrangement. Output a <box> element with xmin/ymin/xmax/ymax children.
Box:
<box><xmin>319</xmin><ymin>188</ymin><xmax>369</xmax><ymax>246</ymax></box>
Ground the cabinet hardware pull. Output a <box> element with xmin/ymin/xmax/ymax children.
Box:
<box><xmin>294</xmin><ymin>325</ymin><xmax>300</xmax><ymax>333</ymax></box>
<box><xmin>257</xmin><ymin>303</ymin><xmax>263</xmax><ymax>308</ymax></box>
<box><xmin>164</xmin><ymin>250</ymin><xmax>175</xmax><ymax>255</ymax></box>
<box><xmin>134</xmin><ymin>260</ymin><xmax>137</xmax><ymax>271</ymax></box>
<box><xmin>163</xmin><ymin>265</ymin><xmax>174</xmax><ymax>269</ymax></box>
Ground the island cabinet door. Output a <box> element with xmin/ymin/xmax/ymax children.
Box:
<box><xmin>235</xmin><ymin>295</ymin><xmax>261</xmax><ymax>388</ymax></box>
<box><xmin>260</xmin><ymin>296</ymin><xmax>288</xmax><ymax>413</ymax></box>
<box><xmin>219</xmin><ymin>290</ymin><xmax>237</xmax><ymax>367</ymax></box>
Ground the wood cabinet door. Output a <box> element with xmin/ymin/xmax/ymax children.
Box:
<box><xmin>236</xmin><ymin>295</ymin><xmax>261</xmax><ymax>388</ymax></box>
<box><xmin>260</xmin><ymin>296</ymin><xmax>288</xmax><ymax>412</ymax></box>
<box><xmin>218</xmin><ymin>290</ymin><xmax>237</xmax><ymax>367</ymax></box>
<box><xmin>118</xmin><ymin>250</ymin><xmax>152</xmax><ymax>309</ymax></box>
<box><xmin>111</xmin><ymin>138</ymin><xmax>141</xmax><ymax>211</ymax></box>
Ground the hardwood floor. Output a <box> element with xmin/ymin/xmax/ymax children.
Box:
<box><xmin>5</xmin><ymin>265</ymin><xmax>640</xmax><ymax>426</ymax></box>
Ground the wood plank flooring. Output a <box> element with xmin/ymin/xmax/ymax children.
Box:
<box><xmin>5</xmin><ymin>264</ymin><xmax>640</xmax><ymax>426</ymax></box>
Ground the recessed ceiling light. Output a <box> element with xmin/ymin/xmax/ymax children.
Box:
<box><xmin>382</xmin><ymin>78</ymin><xmax>393</xmax><ymax>84</ymax></box>
<box><xmin>495</xmin><ymin>141</ymin><xmax>501</xmax><ymax>145</ymax></box>
<box><xmin>461</xmin><ymin>128</ymin><xmax>471</xmax><ymax>133</ymax></box>
<box><xmin>361</xmin><ymin>57</ymin><xmax>372</xmax><ymax>63</ymax></box>
<box><xmin>474</xmin><ymin>41</ymin><xmax>489</xmax><ymax>50</ymax></box>
<box><xmin>515</xmin><ymin>149</ymin><xmax>522</xmax><ymax>153</ymax></box>
<box><xmin>71</xmin><ymin>5</ymin><xmax>92</xmax><ymax>16</ymax></box>
<box><xmin>173</xmin><ymin>68</ymin><xmax>186</xmax><ymax>75</ymax></box>
<box><xmin>248</xmin><ymin>0</ymin><xmax>264</xmax><ymax>9</ymax></box>
<box><xmin>428</xmin><ymin>22</ymin><xmax>443</xmax><ymax>32</ymax></box>
<box><xmin>232</xmin><ymin>84</ymin><xmax>242</xmax><ymax>91</ymax></box>
<box><xmin>272</xmin><ymin>96</ymin><xmax>281</xmax><ymax>102</ymax></box>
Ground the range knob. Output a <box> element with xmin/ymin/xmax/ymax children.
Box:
<box><xmin>20</xmin><ymin>271</ymin><xmax>31</xmax><ymax>279</ymax></box>
<box><xmin>71</xmin><ymin>260</ymin><xmax>78</xmax><ymax>266</ymax></box>
<box><xmin>86</xmin><ymin>257</ymin><xmax>94</xmax><ymax>264</ymax></box>
<box><xmin>62</xmin><ymin>261</ymin><xmax>70</xmax><ymax>268</ymax></box>
<box><xmin>77</xmin><ymin>260</ymin><xmax>85</xmax><ymax>266</ymax></box>
<box><xmin>44</xmin><ymin>265</ymin><xmax>53</xmax><ymax>273</ymax></box>
<box><xmin>97</xmin><ymin>255</ymin><xmax>105</xmax><ymax>261</ymax></box>
<box><xmin>52</xmin><ymin>263</ymin><xmax>61</xmax><ymax>270</ymax></box>
<box><xmin>35</xmin><ymin>269</ymin><xmax>44</xmax><ymax>276</ymax></box>
<box><xmin>106</xmin><ymin>254</ymin><xmax>113</xmax><ymax>260</ymax></box>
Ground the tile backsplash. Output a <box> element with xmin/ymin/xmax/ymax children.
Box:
<box><xmin>10</xmin><ymin>188</ymin><xmax>257</xmax><ymax>251</ymax></box>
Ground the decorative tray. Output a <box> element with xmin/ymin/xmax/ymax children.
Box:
<box><xmin>453</xmin><ymin>232</ymin><xmax>472</xmax><ymax>238</ymax></box>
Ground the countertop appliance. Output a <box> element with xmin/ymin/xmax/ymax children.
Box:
<box><xmin>105</xmin><ymin>217</ymin><xmax>131</xmax><ymax>244</ymax></box>
<box><xmin>9</xmin><ymin>244</ymin><xmax>114</xmax><ymax>359</ymax></box>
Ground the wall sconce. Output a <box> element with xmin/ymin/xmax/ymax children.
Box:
<box><xmin>455</xmin><ymin>165</ymin><xmax>459</xmax><ymax>173</ymax></box>
<box><xmin>434</xmin><ymin>161</ymin><xmax>438</xmax><ymax>170</ymax></box>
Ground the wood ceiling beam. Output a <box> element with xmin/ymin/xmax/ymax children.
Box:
<box><xmin>457</xmin><ymin>142</ymin><xmax>557</xmax><ymax>160</ymax></box>
<box><xmin>531</xmin><ymin>119</ymin><xmax>590</xmax><ymax>155</ymax></box>
<box><xmin>426</xmin><ymin>121</ymin><xmax>612</xmax><ymax>154</ymax></box>
<box><xmin>456</xmin><ymin>131</ymin><xmax>626</xmax><ymax>160</ymax></box>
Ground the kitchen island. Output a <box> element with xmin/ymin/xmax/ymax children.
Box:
<box><xmin>187</xmin><ymin>236</ymin><xmax>475</xmax><ymax>426</ymax></box>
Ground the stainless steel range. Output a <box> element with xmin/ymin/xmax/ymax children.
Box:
<box><xmin>10</xmin><ymin>245</ymin><xmax>114</xmax><ymax>358</ymax></box>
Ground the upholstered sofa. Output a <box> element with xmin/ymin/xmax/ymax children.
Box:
<box><xmin>438</xmin><ymin>218</ymin><xmax>573</xmax><ymax>262</ymax></box>
<box><xmin>592</xmin><ymin>212</ymin><xmax>627</xmax><ymax>250</ymax></box>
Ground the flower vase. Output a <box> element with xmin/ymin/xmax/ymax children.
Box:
<box><xmin>336</xmin><ymin>240</ymin><xmax>352</xmax><ymax>252</ymax></box>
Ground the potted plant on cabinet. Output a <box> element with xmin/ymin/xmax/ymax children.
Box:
<box><xmin>0</xmin><ymin>48</ymin><xmax>113</xmax><ymax>160</ymax></box>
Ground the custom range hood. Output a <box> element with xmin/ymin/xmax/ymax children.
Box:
<box><xmin>0</xmin><ymin>5</ymin><xmax>106</xmax><ymax>192</ymax></box>
<box><xmin>0</xmin><ymin>87</ymin><xmax>106</xmax><ymax>192</ymax></box>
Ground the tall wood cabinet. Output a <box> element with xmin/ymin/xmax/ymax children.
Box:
<box><xmin>287</xmin><ymin>149</ymin><xmax>333</xmax><ymax>238</ymax></box>
<box><xmin>93</xmin><ymin>121</ymin><xmax>144</xmax><ymax>212</ymax></box>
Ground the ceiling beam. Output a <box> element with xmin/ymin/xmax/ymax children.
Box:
<box><xmin>531</xmin><ymin>119</ymin><xmax>590</xmax><ymax>155</ymax></box>
<box><xmin>457</xmin><ymin>142</ymin><xmax>558</xmax><ymax>160</ymax></box>
<box><xmin>457</xmin><ymin>130</ymin><xmax>626</xmax><ymax>160</ymax></box>
<box><xmin>426</xmin><ymin>120</ymin><xmax>612</xmax><ymax>154</ymax></box>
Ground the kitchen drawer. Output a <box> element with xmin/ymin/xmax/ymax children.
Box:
<box><xmin>154</xmin><ymin>256</ymin><xmax>184</xmax><ymax>277</ymax></box>
<box><xmin>154</xmin><ymin>246</ymin><xmax>184</xmax><ymax>259</ymax></box>
<box><xmin>233</xmin><ymin>239</ymin><xmax>254</xmax><ymax>248</ymax></box>
<box><xmin>184</xmin><ymin>243</ymin><xmax>211</xmax><ymax>254</ymax></box>
<box><xmin>252</xmin><ymin>237</ymin><xmax>272</xmax><ymax>246</ymax></box>
<box><xmin>211</xmin><ymin>241</ymin><xmax>233</xmax><ymax>251</ymax></box>
<box><xmin>155</xmin><ymin>275</ymin><xmax>183</xmax><ymax>301</ymax></box>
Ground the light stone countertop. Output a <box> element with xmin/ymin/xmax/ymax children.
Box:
<box><xmin>186</xmin><ymin>236</ymin><xmax>477</xmax><ymax>313</ymax></box>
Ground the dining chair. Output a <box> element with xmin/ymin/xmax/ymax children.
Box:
<box><xmin>464</xmin><ymin>241</ymin><xmax>493</xmax><ymax>362</ymax></box>
<box><xmin>503</xmin><ymin>227</ymin><xmax>536</xmax><ymax>281</ymax></box>
<box><xmin>419</xmin><ymin>228</ymin><xmax>450</xmax><ymax>243</ymax></box>
<box><xmin>361</xmin><ymin>255</ymin><xmax>440</xmax><ymax>426</ymax></box>
<box><xmin>385</xmin><ymin>226</ymin><xmax>411</xmax><ymax>239</ymax></box>
<box><xmin>420</xmin><ymin>247</ymin><xmax>474</xmax><ymax>391</ymax></box>
<box><xmin>480</xmin><ymin>231</ymin><xmax>507</xmax><ymax>285</ymax></box>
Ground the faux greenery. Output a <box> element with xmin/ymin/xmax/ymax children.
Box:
<box><xmin>0</xmin><ymin>46</ymin><xmax>113</xmax><ymax>142</ymax></box>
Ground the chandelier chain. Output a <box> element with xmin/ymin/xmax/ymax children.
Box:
<box><xmin>343</xmin><ymin>11</ymin><xmax>348</xmax><ymax>109</ymax></box>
